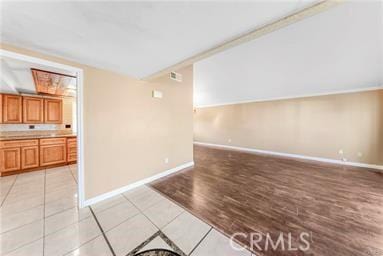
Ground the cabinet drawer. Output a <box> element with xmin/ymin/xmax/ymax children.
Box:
<box><xmin>40</xmin><ymin>138</ymin><xmax>66</xmax><ymax>145</ymax></box>
<box><xmin>68</xmin><ymin>146</ymin><xmax>77</xmax><ymax>154</ymax></box>
<box><xmin>0</xmin><ymin>139</ymin><xmax>39</xmax><ymax>149</ymax></box>
<box><xmin>67</xmin><ymin>137</ymin><xmax>77</xmax><ymax>143</ymax></box>
<box><xmin>67</xmin><ymin>141</ymin><xmax>77</xmax><ymax>147</ymax></box>
<box><xmin>67</xmin><ymin>152</ymin><xmax>77</xmax><ymax>162</ymax></box>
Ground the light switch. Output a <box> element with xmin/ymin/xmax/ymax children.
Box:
<box><xmin>152</xmin><ymin>90</ymin><xmax>163</xmax><ymax>98</ymax></box>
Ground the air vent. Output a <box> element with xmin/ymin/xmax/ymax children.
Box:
<box><xmin>170</xmin><ymin>71</ymin><xmax>182</xmax><ymax>82</ymax></box>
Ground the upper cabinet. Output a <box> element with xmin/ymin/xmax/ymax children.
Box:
<box><xmin>0</xmin><ymin>94</ymin><xmax>63</xmax><ymax>124</ymax></box>
<box><xmin>0</xmin><ymin>94</ymin><xmax>3</xmax><ymax>124</ymax></box>
<box><xmin>23</xmin><ymin>97</ymin><xmax>44</xmax><ymax>123</ymax></box>
<box><xmin>44</xmin><ymin>98</ymin><xmax>63</xmax><ymax>124</ymax></box>
<box><xmin>2</xmin><ymin>94</ymin><xmax>22</xmax><ymax>123</ymax></box>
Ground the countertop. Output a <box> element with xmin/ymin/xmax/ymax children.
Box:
<box><xmin>0</xmin><ymin>133</ymin><xmax>77</xmax><ymax>141</ymax></box>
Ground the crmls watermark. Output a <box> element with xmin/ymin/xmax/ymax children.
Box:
<box><xmin>230</xmin><ymin>232</ymin><xmax>312</xmax><ymax>253</ymax></box>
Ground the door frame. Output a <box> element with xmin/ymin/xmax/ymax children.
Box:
<box><xmin>0</xmin><ymin>49</ymin><xmax>86</xmax><ymax>208</ymax></box>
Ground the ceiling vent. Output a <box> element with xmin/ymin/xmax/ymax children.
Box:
<box><xmin>170</xmin><ymin>71</ymin><xmax>182</xmax><ymax>82</ymax></box>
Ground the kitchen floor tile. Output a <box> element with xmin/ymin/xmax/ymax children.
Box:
<box><xmin>143</xmin><ymin>198</ymin><xmax>184</xmax><ymax>229</ymax></box>
<box><xmin>3</xmin><ymin>238</ymin><xmax>43</xmax><ymax>256</ymax></box>
<box><xmin>44</xmin><ymin>216</ymin><xmax>101</xmax><ymax>256</ymax></box>
<box><xmin>0</xmin><ymin>195</ymin><xmax>44</xmax><ymax>217</ymax></box>
<box><xmin>91</xmin><ymin>194</ymin><xmax>127</xmax><ymax>213</ymax></box>
<box><xmin>162</xmin><ymin>211</ymin><xmax>211</xmax><ymax>254</ymax></box>
<box><xmin>1</xmin><ymin>205</ymin><xmax>44</xmax><ymax>234</ymax></box>
<box><xmin>124</xmin><ymin>186</ymin><xmax>166</xmax><ymax>211</ymax></box>
<box><xmin>105</xmin><ymin>213</ymin><xmax>158</xmax><ymax>256</ymax></box>
<box><xmin>45</xmin><ymin>195</ymin><xmax>78</xmax><ymax>217</ymax></box>
<box><xmin>95</xmin><ymin>200</ymin><xmax>140</xmax><ymax>231</ymax></box>
<box><xmin>0</xmin><ymin>219</ymin><xmax>44</xmax><ymax>255</ymax></box>
<box><xmin>64</xmin><ymin>236</ymin><xmax>112</xmax><ymax>256</ymax></box>
<box><xmin>190</xmin><ymin>229</ymin><xmax>251</xmax><ymax>256</ymax></box>
<box><xmin>138</xmin><ymin>236</ymin><xmax>172</xmax><ymax>253</ymax></box>
<box><xmin>45</xmin><ymin>206</ymin><xmax>91</xmax><ymax>235</ymax></box>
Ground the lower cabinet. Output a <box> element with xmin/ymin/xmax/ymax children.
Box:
<box><xmin>0</xmin><ymin>147</ymin><xmax>21</xmax><ymax>173</ymax></box>
<box><xmin>67</xmin><ymin>137</ymin><xmax>77</xmax><ymax>163</ymax></box>
<box><xmin>0</xmin><ymin>139</ymin><xmax>39</xmax><ymax>174</ymax></box>
<box><xmin>0</xmin><ymin>136</ymin><xmax>76</xmax><ymax>176</ymax></box>
<box><xmin>21</xmin><ymin>146</ymin><xmax>39</xmax><ymax>169</ymax></box>
<box><xmin>40</xmin><ymin>143</ymin><xmax>67</xmax><ymax>166</ymax></box>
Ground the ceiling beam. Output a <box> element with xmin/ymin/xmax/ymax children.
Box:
<box><xmin>143</xmin><ymin>0</ymin><xmax>343</xmax><ymax>81</ymax></box>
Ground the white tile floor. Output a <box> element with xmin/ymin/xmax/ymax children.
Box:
<box><xmin>0</xmin><ymin>166</ymin><xmax>253</xmax><ymax>256</ymax></box>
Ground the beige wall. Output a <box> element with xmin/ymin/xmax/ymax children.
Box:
<box><xmin>1</xmin><ymin>44</ymin><xmax>193</xmax><ymax>199</ymax></box>
<box><xmin>194</xmin><ymin>90</ymin><xmax>383</xmax><ymax>165</ymax></box>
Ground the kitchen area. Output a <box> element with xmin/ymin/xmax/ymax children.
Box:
<box><xmin>0</xmin><ymin>57</ymin><xmax>78</xmax><ymax>177</ymax></box>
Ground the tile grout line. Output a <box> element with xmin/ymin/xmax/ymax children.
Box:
<box><xmin>0</xmin><ymin>174</ymin><xmax>18</xmax><ymax>207</ymax></box>
<box><xmin>122</xmin><ymin>194</ymin><xmax>163</xmax><ymax>230</ymax></box>
<box><xmin>158</xmin><ymin>231</ymin><xmax>187</xmax><ymax>256</ymax></box>
<box><xmin>68</xmin><ymin>165</ymin><xmax>78</xmax><ymax>185</ymax></box>
<box><xmin>43</xmin><ymin>169</ymin><xmax>47</xmax><ymax>256</ymax></box>
<box><xmin>89</xmin><ymin>207</ymin><xmax>116</xmax><ymax>256</ymax></box>
<box><xmin>126</xmin><ymin>231</ymin><xmax>161</xmax><ymax>256</ymax></box>
<box><xmin>122</xmin><ymin>191</ymin><xmax>187</xmax><ymax>256</ymax></box>
<box><xmin>187</xmin><ymin>227</ymin><xmax>213</xmax><ymax>256</ymax></box>
<box><xmin>122</xmin><ymin>190</ymin><xmax>184</xmax><ymax>231</ymax></box>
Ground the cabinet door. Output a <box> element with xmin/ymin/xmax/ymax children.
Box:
<box><xmin>0</xmin><ymin>148</ymin><xmax>21</xmax><ymax>173</ymax></box>
<box><xmin>3</xmin><ymin>94</ymin><xmax>22</xmax><ymax>123</ymax></box>
<box><xmin>44</xmin><ymin>98</ymin><xmax>62</xmax><ymax>124</ymax></box>
<box><xmin>21</xmin><ymin>146</ymin><xmax>39</xmax><ymax>169</ymax></box>
<box><xmin>40</xmin><ymin>144</ymin><xmax>67</xmax><ymax>166</ymax></box>
<box><xmin>23</xmin><ymin>97</ymin><xmax>44</xmax><ymax>123</ymax></box>
<box><xmin>0</xmin><ymin>94</ymin><xmax>3</xmax><ymax>123</ymax></box>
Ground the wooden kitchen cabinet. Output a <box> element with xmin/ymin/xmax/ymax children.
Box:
<box><xmin>67</xmin><ymin>137</ymin><xmax>77</xmax><ymax>163</ymax></box>
<box><xmin>0</xmin><ymin>94</ymin><xmax>3</xmax><ymax>123</ymax></box>
<box><xmin>0</xmin><ymin>148</ymin><xmax>21</xmax><ymax>173</ymax></box>
<box><xmin>21</xmin><ymin>146</ymin><xmax>39</xmax><ymax>169</ymax></box>
<box><xmin>0</xmin><ymin>139</ymin><xmax>39</xmax><ymax>174</ymax></box>
<box><xmin>23</xmin><ymin>97</ymin><xmax>44</xmax><ymax>123</ymax></box>
<box><xmin>0</xmin><ymin>137</ymin><xmax>76</xmax><ymax>176</ymax></box>
<box><xmin>3</xmin><ymin>94</ymin><xmax>22</xmax><ymax>123</ymax></box>
<box><xmin>44</xmin><ymin>98</ymin><xmax>62</xmax><ymax>124</ymax></box>
<box><xmin>40</xmin><ymin>138</ymin><xmax>67</xmax><ymax>166</ymax></box>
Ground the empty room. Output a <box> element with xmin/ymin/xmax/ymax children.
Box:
<box><xmin>0</xmin><ymin>1</ymin><xmax>382</xmax><ymax>256</ymax></box>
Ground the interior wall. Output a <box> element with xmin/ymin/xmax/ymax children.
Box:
<box><xmin>0</xmin><ymin>43</ymin><xmax>193</xmax><ymax>199</ymax></box>
<box><xmin>194</xmin><ymin>89</ymin><xmax>383</xmax><ymax>166</ymax></box>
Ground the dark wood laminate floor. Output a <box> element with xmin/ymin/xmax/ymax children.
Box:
<box><xmin>150</xmin><ymin>145</ymin><xmax>383</xmax><ymax>256</ymax></box>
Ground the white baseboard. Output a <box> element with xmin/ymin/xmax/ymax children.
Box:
<box><xmin>194</xmin><ymin>141</ymin><xmax>383</xmax><ymax>171</ymax></box>
<box><xmin>83</xmin><ymin>161</ymin><xmax>194</xmax><ymax>207</ymax></box>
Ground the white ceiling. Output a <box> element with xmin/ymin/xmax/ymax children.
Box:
<box><xmin>1</xmin><ymin>1</ymin><xmax>316</xmax><ymax>79</ymax></box>
<box><xmin>0</xmin><ymin>56</ymin><xmax>76</xmax><ymax>95</ymax></box>
<box><xmin>194</xmin><ymin>2</ymin><xmax>383</xmax><ymax>107</ymax></box>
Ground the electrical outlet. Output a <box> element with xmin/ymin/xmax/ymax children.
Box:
<box><xmin>164</xmin><ymin>158</ymin><xmax>169</xmax><ymax>164</ymax></box>
<box><xmin>338</xmin><ymin>149</ymin><xmax>344</xmax><ymax>155</ymax></box>
<box><xmin>357</xmin><ymin>152</ymin><xmax>363</xmax><ymax>158</ymax></box>
<box><xmin>228</xmin><ymin>139</ymin><xmax>232</xmax><ymax>143</ymax></box>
